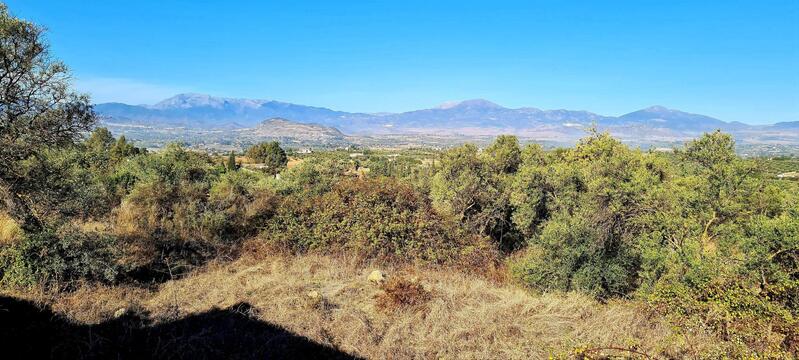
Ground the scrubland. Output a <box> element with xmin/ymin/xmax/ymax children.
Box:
<box><xmin>4</xmin><ymin>252</ymin><xmax>720</xmax><ymax>359</ymax></box>
<box><xmin>2</xmin><ymin>129</ymin><xmax>798</xmax><ymax>358</ymax></box>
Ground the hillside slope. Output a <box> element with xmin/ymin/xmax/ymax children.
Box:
<box><xmin>241</xmin><ymin>118</ymin><xmax>345</xmax><ymax>140</ymax></box>
<box><xmin>3</xmin><ymin>254</ymin><xmax>723</xmax><ymax>359</ymax></box>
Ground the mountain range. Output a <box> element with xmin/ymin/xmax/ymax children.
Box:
<box><xmin>96</xmin><ymin>93</ymin><xmax>798</xmax><ymax>144</ymax></box>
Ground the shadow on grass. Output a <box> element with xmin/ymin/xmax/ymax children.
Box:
<box><xmin>0</xmin><ymin>296</ymin><xmax>362</xmax><ymax>359</ymax></box>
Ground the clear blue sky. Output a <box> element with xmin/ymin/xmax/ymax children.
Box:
<box><xmin>6</xmin><ymin>0</ymin><xmax>798</xmax><ymax>123</ymax></box>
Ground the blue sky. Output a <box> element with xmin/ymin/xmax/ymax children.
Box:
<box><xmin>6</xmin><ymin>0</ymin><xmax>798</xmax><ymax>123</ymax></box>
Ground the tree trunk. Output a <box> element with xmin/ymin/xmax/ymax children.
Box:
<box><xmin>0</xmin><ymin>184</ymin><xmax>42</xmax><ymax>233</ymax></box>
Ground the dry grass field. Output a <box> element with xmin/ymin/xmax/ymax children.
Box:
<box><xmin>2</xmin><ymin>252</ymin><xmax>721</xmax><ymax>359</ymax></box>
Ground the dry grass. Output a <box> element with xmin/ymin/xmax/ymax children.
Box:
<box><xmin>0</xmin><ymin>212</ymin><xmax>22</xmax><ymax>246</ymax></box>
<box><xmin>236</xmin><ymin>156</ymin><xmax>303</xmax><ymax>168</ymax></box>
<box><xmin>286</xmin><ymin>157</ymin><xmax>304</xmax><ymax>169</ymax></box>
<box><xmin>73</xmin><ymin>219</ymin><xmax>112</xmax><ymax>234</ymax></box>
<box><xmin>2</xmin><ymin>253</ymin><xmax>719</xmax><ymax>359</ymax></box>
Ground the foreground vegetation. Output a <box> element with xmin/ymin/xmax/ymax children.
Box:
<box><xmin>1</xmin><ymin>253</ymin><xmax>710</xmax><ymax>359</ymax></box>
<box><xmin>1</xmin><ymin>4</ymin><xmax>797</xmax><ymax>358</ymax></box>
<box><xmin>2</xmin><ymin>126</ymin><xmax>797</xmax><ymax>357</ymax></box>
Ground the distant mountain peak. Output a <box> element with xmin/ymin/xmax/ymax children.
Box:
<box><xmin>152</xmin><ymin>93</ymin><xmax>221</xmax><ymax>109</ymax></box>
<box><xmin>642</xmin><ymin>105</ymin><xmax>672</xmax><ymax>112</ymax></box>
<box><xmin>438</xmin><ymin>99</ymin><xmax>503</xmax><ymax>110</ymax></box>
<box><xmin>623</xmin><ymin>105</ymin><xmax>707</xmax><ymax>118</ymax></box>
<box><xmin>151</xmin><ymin>93</ymin><xmax>272</xmax><ymax>110</ymax></box>
<box><xmin>174</xmin><ymin>92</ymin><xmax>207</xmax><ymax>98</ymax></box>
<box><xmin>617</xmin><ymin>105</ymin><xmax>728</xmax><ymax>131</ymax></box>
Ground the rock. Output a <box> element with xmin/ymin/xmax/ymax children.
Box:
<box><xmin>307</xmin><ymin>290</ymin><xmax>321</xmax><ymax>300</ymax></box>
<box><xmin>368</xmin><ymin>270</ymin><xmax>386</xmax><ymax>284</ymax></box>
<box><xmin>113</xmin><ymin>308</ymin><xmax>127</xmax><ymax>318</ymax></box>
<box><xmin>305</xmin><ymin>290</ymin><xmax>326</xmax><ymax>310</ymax></box>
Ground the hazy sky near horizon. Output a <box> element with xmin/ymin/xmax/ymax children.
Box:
<box><xmin>6</xmin><ymin>0</ymin><xmax>798</xmax><ymax>123</ymax></box>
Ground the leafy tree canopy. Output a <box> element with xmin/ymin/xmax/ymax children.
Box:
<box><xmin>0</xmin><ymin>5</ymin><xmax>95</xmax><ymax>232</ymax></box>
<box><xmin>246</xmin><ymin>141</ymin><xmax>287</xmax><ymax>175</ymax></box>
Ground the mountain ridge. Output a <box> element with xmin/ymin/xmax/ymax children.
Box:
<box><xmin>95</xmin><ymin>93</ymin><xmax>796</xmax><ymax>144</ymax></box>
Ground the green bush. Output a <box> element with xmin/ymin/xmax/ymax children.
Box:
<box><xmin>0</xmin><ymin>227</ymin><xmax>120</xmax><ymax>288</ymax></box>
<box><xmin>13</xmin><ymin>129</ymin><xmax>149</xmax><ymax>223</ymax></box>
<box><xmin>268</xmin><ymin>153</ymin><xmax>351</xmax><ymax>196</ymax></box>
<box><xmin>208</xmin><ymin>170</ymin><xmax>279</xmax><ymax>239</ymax></box>
<box><xmin>262</xmin><ymin>177</ymin><xmax>491</xmax><ymax>264</ymax></box>
<box><xmin>740</xmin><ymin>214</ymin><xmax>799</xmax><ymax>312</ymax></box>
<box><xmin>430</xmin><ymin>141</ymin><xmax>521</xmax><ymax>250</ymax></box>
<box><xmin>649</xmin><ymin>277</ymin><xmax>796</xmax><ymax>357</ymax></box>
<box><xmin>510</xmin><ymin>214</ymin><xmax>639</xmax><ymax>297</ymax></box>
<box><xmin>509</xmin><ymin>132</ymin><xmax>665</xmax><ymax>298</ymax></box>
<box><xmin>113</xmin><ymin>144</ymin><xmax>229</xmax><ymax>276</ymax></box>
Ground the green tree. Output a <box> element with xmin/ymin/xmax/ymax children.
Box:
<box><xmin>483</xmin><ymin>134</ymin><xmax>521</xmax><ymax>174</ymax></box>
<box><xmin>430</xmin><ymin>141</ymin><xmax>520</xmax><ymax>249</ymax></box>
<box><xmin>110</xmin><ymin>135</ymin><xmax>142</xmax><ymax>160</ymax></box>
<box><xmin>511</xmin><ymin>132</ymin><xmax>668</xmax><ymax>297</ymax></box>
<box><xmin>226</xmin><ymin>151</ymin><xmax>237</xmax><ymax>172</ymax></box>
<box><xmin>0</xmin><ymin>5</ymin><xmax>95</xmax><ymax>232</ymax></box>
<box><xmin>682</xmin><ymin>130</ymin><xmax>735</xmax><ymax>169</ymax></box>
<box><xmin>509</xmin><ymin>143</ymin><xmax>550</xmax><ymax>237</ymax></box>
<box><xmin>85</xmin><ymin>127</ymin><xmax>115</xmax><ymax>152</ymax></box>
<box><xmin>246</xmin><ymin>141</ymin><xmax>287</xmax><ymax>175</ymax></box>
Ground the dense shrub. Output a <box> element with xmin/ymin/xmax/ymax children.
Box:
<box><xmin>208</xmin><ymin>170</ymin><xmax>279</xmax><ymax>239</ymax></box>
<box><xmin>113</xmin><ymin>144</ymin><xmax>228</xmax><ymax>276</ymax></box>
<box><xmin>509</xmin><ymin>133</ymin><xmax>667</xmax><ymax>297</ymax></box>
<box><xmin>0</xmin><ymin>227</ymin><xmax>119</xmax><ymax>288</ymax></box>
<box><xmin>649</xmin><ymin>278</ymin><xmax>796</xmax><ymax>356</ymax></box>
<box><xmin>431</xmin><ymin>142</ymin><xmax>521</xmax><ymax>250</ymax></box>
<box><xmin>741</xmin><ymin>214</ymin><xmax>799</xmax><ymax>312</ymax></box>
<box><xmin>262</xmin><ymin>177</ymin><xmax>491</xmax><ymax>264</ymax></box>
<box><xmin>643</xmin><ymin>207</ymin><xmax>799</xmax><ymax>353</ymax></box>
<box><xmin>9</xmin><ymin>129</ymin><xmax>148</xmax><ymax>224</ymax></box>
<box><xmin>268</xmin><ymin>153</ymin><xmax>353</xmax><ymax>196</ymax></box>
<box><xmin>510</xmin><ymin>213</ymin><xmax>640</xmax><ymax>297</ymax></box>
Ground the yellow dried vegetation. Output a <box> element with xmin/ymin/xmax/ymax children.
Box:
<box><xmin>0</xmin><ymin>212</ymin><xmax>21</xmax><ymax>246</ymax></box>
<box><xmin>2</xmin><ymin>253</ymin><xmax>726</xmax><ymax>359</ymax></box>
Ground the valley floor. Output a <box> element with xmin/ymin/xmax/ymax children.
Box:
<box><xmin>1</xmin><ymin>253</ymin><xmax>720</xmax><ymax>359</ymax></box>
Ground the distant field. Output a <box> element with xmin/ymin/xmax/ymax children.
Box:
<box><xmin>763</xmin><ymin>157</ymin><xmax>799</xmax><ymax>177</ymax></box>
